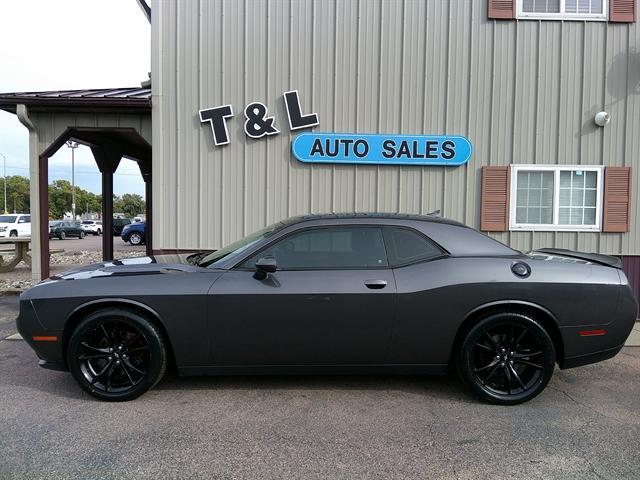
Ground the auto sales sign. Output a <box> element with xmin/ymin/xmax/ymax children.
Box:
<box><xmin>291</xmin><ymin>133</ymin><xmax>471</xmax><ymax>167</ymax></box>
<box><xmin>199</xmin><ymin>90</ymin><xmax>472</xmax><ymax>166</ymax></box>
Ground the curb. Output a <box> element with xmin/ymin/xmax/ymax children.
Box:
<box><xmin>0</xmin><ymin>288</ymin><xmax>24</xmax><ymax>295</ymax></box>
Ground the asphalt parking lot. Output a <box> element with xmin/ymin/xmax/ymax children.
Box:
<box><xmin>1</xmin><ymin>294</ymin><xmax>639</xmax><ymax>480</ymax></box>
<box><xmin>49</xmin><ymin>233</ymin><xmax>147</xmax><ymax>253</ymax></box>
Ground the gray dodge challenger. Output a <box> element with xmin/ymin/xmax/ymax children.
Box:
<box><xmin>17</xmin><ymin>213</ymin><xmax>638</xmax><ymax>404</ymax></box>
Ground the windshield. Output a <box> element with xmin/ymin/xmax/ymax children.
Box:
<box><xmin>198</xmin><ymin>222</ymin><xmax>284</xmax><ymax>267</ymax></box>
<box><xmin>49</xmin><ymin>222</ymin><xmax>62</xmax><ymax>227</ymax></box>
<box><xmin>0</xmin><ymin>215</ymin><xmax>17</xmax><ymax>223</ymax></box>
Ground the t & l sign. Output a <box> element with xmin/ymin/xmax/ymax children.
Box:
<box><xmin>199</xmin><ymin>90</ymin><xmax>319</xmax><ymax>146</ymax></box>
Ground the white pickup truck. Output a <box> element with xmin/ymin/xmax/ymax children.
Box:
<box><xmin>0</xmin><ymin>214</ymin><xmax>31</xmax><ymax>238</ymax></box>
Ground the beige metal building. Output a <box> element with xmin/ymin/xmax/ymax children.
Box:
<box><xmin>151</xmin><ymin>0</ymin><xmax>639</xmax><ymax>288</ymax></box>
<box><xmin>1</xmin><ymin>0</ymin><xmax>639</xmax><ymax>296</ymax></box>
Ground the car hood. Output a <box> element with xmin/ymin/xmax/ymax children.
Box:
<box><xmin>48</xmin><ymin>253</ymin><xmax>212</xmax><ymax>281</ymax></box>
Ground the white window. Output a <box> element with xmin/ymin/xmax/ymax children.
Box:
<box><xmin>517</xmin><ymin>0</ymin><xmax>608</xmax><ymax>21</ymax></box>
<box><xmin>510</xmin><ymin>165</ymin><xmax>604</xmax><ymax>232</ymax></box>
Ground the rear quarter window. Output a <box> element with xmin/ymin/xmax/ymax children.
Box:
<box><xmin>383</xmin><ymin>227</ymin><xmax>444</xmax><ymax>266</ymax></box>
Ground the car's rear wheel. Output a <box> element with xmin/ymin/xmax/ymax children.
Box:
<box><xmin>10</xmin><ymin>230</ymin><xmax>18</xmax><ymax>237</ymax></box>
<box><xmin>79</xmin><ymin>231</ymin><xmax>85</xmax><ymax>239</ymax></box>
<box><xmin>67</xmin><ymin>309</ymin><xmax>167</xmax><ymax>401</ymax></box>
<box><xmin>96</xmin><ymin>228</ymin><xmax>102</xmax><ymax>235</ymax></box>
<box><xmin>58</xmin><ymin>231</ymin><xmax>66</xmax><ymax>240</ymax></box>
<box><xmin>457</xmin><ymin>312</ymin><xmax>555</xmax><ymax>405</ymax></box>
<box><xmin>129</xmin><ymin>232</ymin><xmax>143</xmax><ymax>245</ymax></box>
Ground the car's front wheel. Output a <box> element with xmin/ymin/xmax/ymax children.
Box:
<box><xmin>129</xmin><ymin>232</ymin><xmax>143</xmax><ymax>245</ymax></box>
<box><xmin>457</xmin><ymin>312</ymin><xmax>556</xmax><ymax>405</ymax></box>
<box><xmin>58</xmin><ymin>231</ymin><xmax>66</xmax><ymax>240</ymax></box>
<box><xmin>79</xmin><ymin>231</ymin><xmax>85</xmax><ymax>239</ymax></box>
<box><xmin>67</xmin><ymin>308</ymin><xmax>167</xmax><ymax>401</ymax></box>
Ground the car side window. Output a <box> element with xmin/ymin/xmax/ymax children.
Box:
<box><xmin>383</xmin><ymin>227</ymin><xmax>445</xmax><ymax>266</ymax></box>
<box><xmin>24</xmin><ymin>216</ymin><xmax>30</xmax><ymax>223</ymax></box>
<box><xmin>243</xmin><ymin>227</ymin><xmax>388</xmax><ymax>270</ymax></box>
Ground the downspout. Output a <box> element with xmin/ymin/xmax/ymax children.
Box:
<box><xmin>16</xmin><ymin>104</ymin><xmax>42</xmax><ymax>282</ymax></box>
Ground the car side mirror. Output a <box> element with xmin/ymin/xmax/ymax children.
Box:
<box><xmin>253</xmin><ymin>256</ymin><xmax>277</xmax><ymax>280</ymax></box>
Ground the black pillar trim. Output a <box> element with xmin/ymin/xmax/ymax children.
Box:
<box><xmin>91</xmin><ymin>146</ymin><xmax>122</xmax><ymax>262</ymax></box>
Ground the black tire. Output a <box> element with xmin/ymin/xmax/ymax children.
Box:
<box><xmin>79</xmin><ymin>231</ymin><xmax>85</xmax><ymax>239</ymax></box>
<box><xmin>67</xmin><ymin>308</ymin><xmax>167</xmax><ymax>401</ymax></box>
<box><xmin>58</xmin><ymin>231</ymin><xmax>66</xmax><ymax>240</ymax></box>
<box><xmin>9</xmin><ymin>230</ymin><xmax>18</xmax><ymax>238</ymax></box>
<box><xmin>97</xmin><ymin>229</ymin><xmax>102</xmax><ymax>235</ymax></box>
<box><xmin>129</xmin><ymin>232</ymin><xmax>143</xmax><ymax>245</ymax></box>
<box><xmin>457</xmin><ymin>312</ymin><xmax>556</xmax><ymax>405</ymax></box>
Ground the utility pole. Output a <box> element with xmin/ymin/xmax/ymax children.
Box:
<box><xmin>0</xmin><ymin>152</ymin><xmax>6</xmax><ymax>214</ymax></box>
<box><xmin>66</xmin><ymin>141</ymin><xmax>78</xmax><ymax>220</ymax></box>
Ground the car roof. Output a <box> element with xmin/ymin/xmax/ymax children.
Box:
<box><xmin>284</xmin><ymin>212</ymin><xmax>464</xmax><ymax>227</ymax></box>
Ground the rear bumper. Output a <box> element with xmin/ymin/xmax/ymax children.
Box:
<box><xmin>561</xmin><ymin>343</ymin><xmax>625</xmax><ymax>369</ymax></box>
<box><xmin>559</xmin><ymin>283</ymin><xmax>637</xmax><ymax>369</ymax></box>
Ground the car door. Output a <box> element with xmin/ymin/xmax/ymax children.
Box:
<box><xmin>17</xmin><ymin>216</ymin><xmax>27</xmax><ymax>236</ymax></box>
<box><xmin>21</xmin><ymin>215</ymin><xmax>31</xmax><ymax>236</ymax></box>
<box><xmin>207</xmin><ymin>225</ymin><xmax>397</xmax><ymax>366</ymax></box>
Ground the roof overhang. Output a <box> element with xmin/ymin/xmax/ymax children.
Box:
<box><xmin>0</xmin><ymin>88</ymin><xmax>151</xmax><ymax>115</ymax></box>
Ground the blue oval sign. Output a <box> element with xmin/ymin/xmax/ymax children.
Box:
<box><xmin>292</xmin><ymin>133</ymin><xmax>472</xmax><ymax>166</ymax></box>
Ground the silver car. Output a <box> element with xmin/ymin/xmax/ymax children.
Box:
<box><xmin>80</xmin><ymin>220</ymin><xmax>103</xmax><ymax>236</ymax></box>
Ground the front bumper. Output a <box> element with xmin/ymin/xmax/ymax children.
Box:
<box><xmin>16</xmin><ymin>295</ymin><xmax>67</xmax><ymax>371</ymax></box>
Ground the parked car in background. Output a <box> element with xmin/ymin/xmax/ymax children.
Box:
<box><xmin>49</xmin><ymin>221</ymin><xmax>85</xmax><ymax>240</ymax></box>
<box><xmin>121</xmin><ymin>222</ymin><xmax>145</xmax><ymax>245</ymax></box>
<box><xmin>80</xmin><ymin>220</ymin><xmax>102</xmax><ymax>235</ymax></box>
<box><xmin>112</xmin><ymin>218</ymin><xmax>131</xmax><ymax>236</ymax></box>
<box><xmin>0</xmin><ymin>214</ymin><xmax>31</xmax><ymax>238</ymax></box>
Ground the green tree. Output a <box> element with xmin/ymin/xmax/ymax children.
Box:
<box><xmin>48</xmin><ymin>180</ymin><xmax>102</xmax><ymax>219</ymax></box>
<box><xmin>0</xmin><ymin>175</ymin><xmax>30</xmax><ymax>213</ymax></box>
<box><xmin>48</xmin><ymin>180</ymin><xmax>72</xmax><ymax>219</ymax></box>
<box><xmin>114</xmin><ymin>193</ymin><xmax>145</xmax><ymax>218</ymax></box>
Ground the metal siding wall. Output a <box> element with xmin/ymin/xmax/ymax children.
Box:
<box><xmin>152</xmin><ymin>0</ymin><xmax>640</xmax><ymax>255</ymax></box>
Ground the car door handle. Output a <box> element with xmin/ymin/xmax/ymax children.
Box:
<box><xmin>364</xmin><ymin>280</ymin><xmax>387</xmax><ymax>290</ymax></box>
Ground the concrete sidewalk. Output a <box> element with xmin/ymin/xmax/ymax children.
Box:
<box><xmin>626</xmin><ymin>322</ymin><xmax>640</xmax><ymax>346</ymax></box>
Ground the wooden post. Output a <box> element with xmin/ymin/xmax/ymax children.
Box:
<box><xmin>139</xmin><ymin>160</ymin><xmax>152</xmax><ymax>257</ymax></box>
<box><xmin>38</xmin><ymin>154</ymin><xmax>50</xmax><ymax>279</ymax></box>
<box><xmin>91</xmin><ymin>146</ymin><xmax>122</xmax><ymax>262</ymax></box>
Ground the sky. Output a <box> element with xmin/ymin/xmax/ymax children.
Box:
<box><xmin>0</xmin><ymin>0</ymin><xmax>151</xmax><ymax>197</ymax></box>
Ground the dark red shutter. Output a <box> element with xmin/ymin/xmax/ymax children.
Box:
<box><xmin>481</xmin><ymin>166</ymin><xmax>510</xmax><ymax>232</ymax></box>
<box><xmin>610</xmin><ymin>0</ymin><xmax>636</xmax><ymax>22</ymax></box>
<box><xmin>603</xmin><ymin>167</ymin><xmax>632</xmax><ymax>233</ymax></box>
<box><xmin>488</xmin><ymin>0</ymin><xmax>515</xmax><ymax>19</ymax></box>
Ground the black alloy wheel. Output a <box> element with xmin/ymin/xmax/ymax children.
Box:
<box><xmin>129</xmin><ymin>232</ymin><xmax>143</xmax><ymax>245</ymax></box>
<box><xmin>67</xmin><ymin>309</ymin><xmax>167</xmax><ymax>401</ymax></box>
<box><xmin>457</xmin><ymin>312</ymin><xmax>555</xmax><ymax>405</ymax></box>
